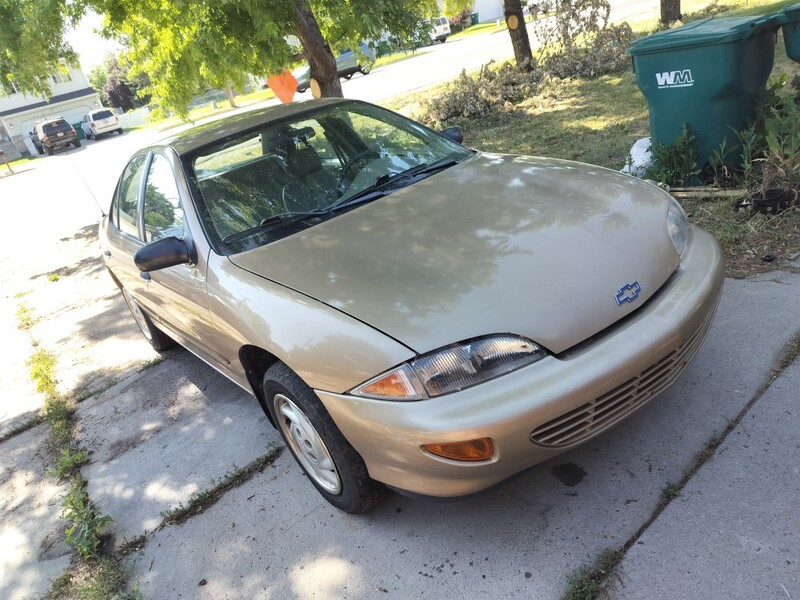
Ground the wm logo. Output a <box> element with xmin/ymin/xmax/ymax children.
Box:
<box><xmin>656</xmin><ymin>70</ymin><xmax>694</xmax><ymax>88</ymax></box>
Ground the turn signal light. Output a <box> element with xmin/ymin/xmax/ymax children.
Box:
<box><xmin>424</xmin><ymin>438</ymin><xmax>494</xmax><ymax>462</ymax></box>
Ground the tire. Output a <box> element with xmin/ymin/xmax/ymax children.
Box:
<box><xmin>73</xmin><ymin>139</ymin><xmax>81</xmax><ymax>148</ymax></box>
<box><xmin>264</xmin><ymin>362</ymin><xmax>385</xmax><ymax>513</ymax></box>
<box><xmin>87</xmin><ymin>130</ymin><xmax>94</xmax><ymax>140</ymax></box>
<box><xmin>45</xmin><ymin>145</ymin><xmax>53</xmax><ymax>156</ymax></box>
<box><xmin>122</xmin><ymin>288</ymin><xmax>176</xmax><ymax>352</ymax></box>
<box><xmin>297</xmin><ymin>85</ymin><xmax>308</xmax><ymax>93</ymax></box>
<box><xmin>117</xmin><ymin>128</ymin><xmax>124</xmax><ymax>135</ymax></box>
<box><xmin>359</xmin><ymin>64</ymin><xmax>372</xmax><ymax>75</ymax></box>
<box><xmin>34</xmin><ymin>145</ymin><xmax>43</xmax><ymax>155</ymax></box>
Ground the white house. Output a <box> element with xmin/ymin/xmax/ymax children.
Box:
<box><xmin>0</xmin><ymin>64</ymin><xmax>102</xmax><ymax>159</ymax></box>
<box><xmin>435</xmin><ymin>0</ymin><xmax>504</xmax><ymax>25</ymax></box>
<box><xmin>471</xmin><ymin>0</ymin><xmax>505</xmax><ymax>23</ymax></box>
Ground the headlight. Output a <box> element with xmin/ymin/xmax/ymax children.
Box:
<box><xmin>350</xmin><ymin>335</ymin><xmax>547</xmax><ymax>401</ymax></box>
<box><xmin>667</xmin><ymin>197</ymin><xmax>688</xmax><ymax>257</ymax></box>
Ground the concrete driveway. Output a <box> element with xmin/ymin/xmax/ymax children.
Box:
<box><xmin>2</xmin><ymin>56</ymin><xmax>799</xmax><ymax>600</ymax></box>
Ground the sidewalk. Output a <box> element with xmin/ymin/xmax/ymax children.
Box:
<box><xmin>610</xmin><ymin>361</ymin><xmax>800</xmax><ymax>599</ymax></box>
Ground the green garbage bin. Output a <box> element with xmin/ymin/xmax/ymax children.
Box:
<box><xmin>72</xmin><ymin>123</ymin><xmax>86</xmax><ymax>140</ymax></box>
<box><xmin>778</xmin><ymin>3</ymin><xmax>800</xmax><ymax>62</ymax></box>
<box><xmin>471</xmin><ymin>12</ymin><xmax>479</xmax><ymax>26</ymax></box>
<box><xmin>629</xmin><ymin>16</ymin><xmax>778</xmax><ymax>166</ymax></box>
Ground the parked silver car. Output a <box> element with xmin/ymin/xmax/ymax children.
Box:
<box><xmin>292</xmin><ymin>44</ymin><xmax>377</xmax><ymax>93</ymax></box>
<box><xmin>100</xmin><ymin>99</ymin><xmax>723</xmax><ymax>513</ymax></box>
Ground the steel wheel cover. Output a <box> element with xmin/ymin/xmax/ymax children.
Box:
<box><xmin>275</xmin><ymin>393</ymin><xmax>342</xmax><ymax>494</ymax></box>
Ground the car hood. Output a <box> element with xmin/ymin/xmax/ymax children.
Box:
<box><xmin>229</xmin><ymin>153</ymin><xmax>681</xmax><ymax>355</ymax></box>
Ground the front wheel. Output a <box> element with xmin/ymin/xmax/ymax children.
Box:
<box><xmin>122</xmin><ymin>288</ymin><xmax>176</xmax><ymax>352</ymax></box>
<box><xmin>264</xmin><ymin>362</ymin><xmax>385</xmax><ymax>513</ymax></box>
<box><xmin>359</xmin><ymin>64</ymin><xmax>372</xmax><ymax>75</ymax></box>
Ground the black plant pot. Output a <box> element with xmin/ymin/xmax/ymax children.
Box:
<box><xmin>753</xmin><ymin>188</ymin><xmax>790</xmax><ymax>214</ymax></box>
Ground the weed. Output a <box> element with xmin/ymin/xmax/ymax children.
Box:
<box><xmin>40</xmin><ymin>556</ymin><xmax>137</xmax><ymax>600</ymax></box>
<box><xmin>117</xmin><ymin>534</ymin><xmax>148</xmax><ymax>557</ymax></box>
<box><xmin>16</xmin><ymin>303</ymin><xmax>35</xmax><ymax>330</ymax></box>
<box><xmin>160</xmin><ymin>447</ymin><xmax>282</xmax><ymax>527</ymax></box>
<box><xmin>48</xmin><ymin>272</ymin><xmax>61</xmax><ymax>282</ymax></box>
<box><xmin>62</xmin><ymin>476</ymin><xmax>113</xmax><ymax>560</ymax></box>
<box><xmin>564</xmin><ymin>549</ymin><xmax>623</xmax><ymax>600</ymax></box>
<box><xmin>707</xmin><ymin>138</ymin><xmax>734</xmax><ymax>187</ymax></box>
<box><xmin>661</xmin><ymin>481</ymin><xmax>681</xmax><ymax>501</ymax></box>
<box><xmin>12</xmin><ymin>290</ymin><xmax>30</xmax><ymax>299</ymax></box>
<box><xmin>645</xmin><ymin>124</ymin><xmax>702</xmax><ymax>186</ymax></box>
<box><xmin>49</xmin><ymin>447</ymin><xmax>89</xmax><ymax>479</ymax></box>
<box><xmin>27</xmin><ymin>348</ymin><xmax>58</xmax><ymax>397</ymax></box>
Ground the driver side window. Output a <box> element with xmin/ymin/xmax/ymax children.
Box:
<box><xmin>143</xmin><ymin>154</ymin><xmax>185</xmax><ymax>242</ymax></box>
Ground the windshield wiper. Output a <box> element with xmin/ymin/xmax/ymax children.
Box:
<box><xmin>329</xmin><ymin>157</ymin><xmax>461</xmax><ymax>213</ymax></box>
<box><xmin>221</xmin><ymin>210</ymin><xmax>324</xmax><ymax>244</ymax></box>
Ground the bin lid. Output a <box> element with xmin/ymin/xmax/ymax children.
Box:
<box><xmin>783</xmin><ymin>3</ymin><xmax>800</xmax><ymax>17</ymax></box>
<box><xmin>629</xmin><ymin>17</ymin><xmax>776</xmax><ymax>55</ymax></box>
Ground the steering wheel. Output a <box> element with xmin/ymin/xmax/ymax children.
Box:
<box><xmin>339</xmin><ymin>150</ymin><xmax>378</xmax><ymax>185</ymax></box>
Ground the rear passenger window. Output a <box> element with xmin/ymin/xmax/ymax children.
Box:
<box><xmin>117</xmin><ymin>154</ymin><xmax>148</xmax><ymax>239</ymax></box>
<box><xmin>143</xmin><ymin>154</ymin><xmax>185</xmax><ymax>242</ymax></box>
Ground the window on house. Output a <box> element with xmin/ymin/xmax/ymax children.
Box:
<box><xmin>9</xmin><ymin>80</ymin><xmax>22</xmax><ymax>94</ymax></box>
<box><xmin>49</xmin><ymin>70</ymin><xmax>73</xmax><ymax>84</ymax></box>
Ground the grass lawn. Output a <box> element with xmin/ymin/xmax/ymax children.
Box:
<box><xmin>1</xmin><ymin>155</ymin><xmax>40</xmax><ymax>175</ymax></box>
<box><xmin>374</xmin><ymin>49</ymin><xmax>431</xmax><ymax>69</ymax></box>
<box><xmin>388</xmin><ymin>0</ymin><xmax>800</xmax><ymax>277</ymax></box>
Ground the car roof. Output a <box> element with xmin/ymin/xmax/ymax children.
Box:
<box><xmin>153</xmin><ymin>98</ymin><xmax>351</xmax><ymax>155</ymax></box>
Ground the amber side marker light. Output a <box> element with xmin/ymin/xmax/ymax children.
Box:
<box><xmin>424</xmin><ymin>438</ymin><xmax>494</xmax><ymax>462</ymax></box>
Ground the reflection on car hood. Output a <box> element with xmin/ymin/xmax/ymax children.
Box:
<box><xmin>229</xmin><ymin>153</ymin><xmax>680</xmax><ymax>355</ymax></box>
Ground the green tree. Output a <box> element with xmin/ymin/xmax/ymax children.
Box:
<box><xmin>0</xmin><ymin>0</ymin><xmax>80</xmax><ymax>96</ymax></box>
<box><xmin>92</xmin><ymin>0</ymin><xmax>437</xmax><ymax>114</ymax></box>
<box><xmin>2</xmin><ymin>0</ymin><xmax>435</xmax><ymax>113</ymax></box>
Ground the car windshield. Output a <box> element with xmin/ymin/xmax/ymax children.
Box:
<box><xmin>186</xmin><ymin>101</ymin><xmax>473</xmax><ymax>255</ymax></box>
<box><xmin>43</xmin><ymin>120</ymin><xmax>70</xmax><ymax>133</ymax></box>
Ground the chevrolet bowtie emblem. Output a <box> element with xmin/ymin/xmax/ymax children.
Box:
<box><xmin>615</xmin><ymin>282</ymin><xmax>641</xmax><ymax>306</ymax></box>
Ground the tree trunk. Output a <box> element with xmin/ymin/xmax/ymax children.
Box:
<box><xmin>660</xmin><ymin>0</ymin><xmax>681</xmax><ymax>25</ymax></box>
<box><xmin>225</xmin><ymin>83</ymin><xmax>237</xmax><ymax>108</ymax></box>
<box><xmin>293</xmin><ymin>0</ymin><xmax>342</xmax><ymax>98</ymax></box>
<box><xmin>503</xmin><ymin>0</ymin><xmax>534</xmax><ymax>71</ymax></box>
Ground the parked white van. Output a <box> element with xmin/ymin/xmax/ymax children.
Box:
<box><xmin>430</xmin><ymin>16</ymin><xmax>451</xmax><ymax>43</ymax></box>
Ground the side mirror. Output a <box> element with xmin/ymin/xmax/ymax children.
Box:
<box><xmin>134</xmin><ymin>236</ymin><xmax>193</xmax><ymax>272</ymax></box>
<box><xmin>441</xmin><ymin>126</ymin><xmax>464</xmax><ymax>144</ymax></box>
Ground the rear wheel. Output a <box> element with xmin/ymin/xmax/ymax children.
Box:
<box><xmin>359</xmin><ymin>64</ymin><xmax>372</xmax><ymax>75</ymax></box>
<box><xmin>122</xmin><ymin>288</ymin><xmax>176</xmax><ymax>352</ymax></box>
<box><xmin>73</xmin><ymin>139</ymin><xmax>81</xmax><ymax>148</ymax></box>
<box><xmin>264</xmin><ymin>362</ymin><xmax>385</xmax><ymax>513</ymax></box>
<box><xmin>117</xmin><ymin>128</ymin><xmax>124</xmax><ymax>135</ymax></box>
<box><xmin>45</xmin><ymin>145</ymin><xmax>53</xmax><ymax>156</ymax></box>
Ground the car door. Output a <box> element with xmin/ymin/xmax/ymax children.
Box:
<box><xmin>133</xmin><ymin>151</ymin><xmax>227</xmax><ymax>368</ymax></box>
<box><xmin>104</xmin><ymin>152</ymin><xmax>150</xmax><ymax>295</ymax></box>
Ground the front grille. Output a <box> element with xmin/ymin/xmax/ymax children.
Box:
<box><xmin>530</xmin><ymin>300</ymin><xmax>718</xmax><ymax>448</ymax></box>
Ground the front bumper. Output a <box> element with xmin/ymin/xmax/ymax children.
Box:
<box><xmin>317</xmin><ymin>225</ymin><xmax>724</xmax><ymax>497</ymax></box>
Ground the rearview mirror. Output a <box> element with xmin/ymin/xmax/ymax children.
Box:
<box><xmin>441</xmin><ymin>126</ymin><xmax>464</xmax><ymax>144</ymax></box>
<box><xmin>134</xmin><ymin>236</ymin><xmax>194</xmax><ymax>272</ymax></box>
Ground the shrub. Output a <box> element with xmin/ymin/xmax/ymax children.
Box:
<box><xmin>532</xmin><ymin>0</ymin><xmax>635</xmax><ymax>79</ymax></box>
<box><xmin>418</xmin><ymin>61</ymin><xmax>544</xmax><ymax>127</ymax></box>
